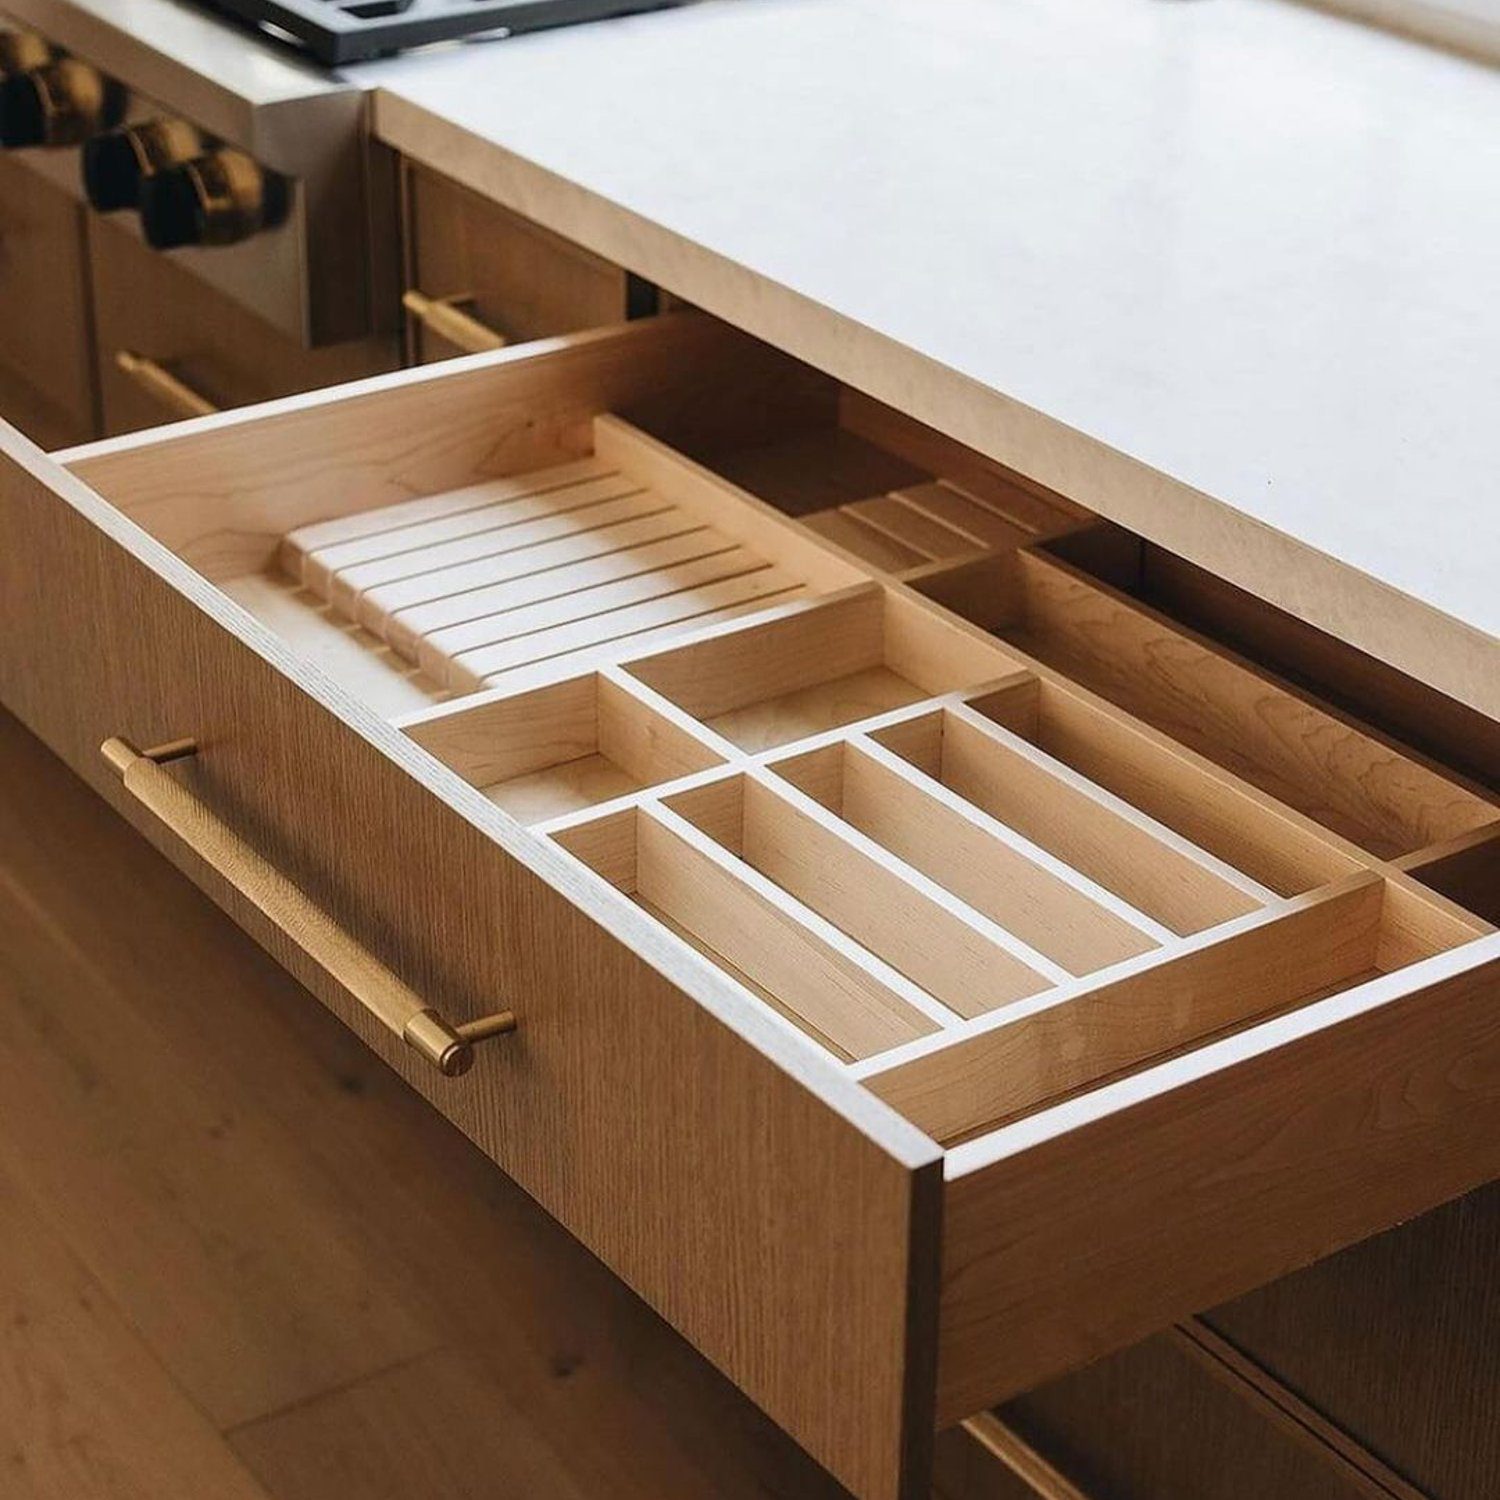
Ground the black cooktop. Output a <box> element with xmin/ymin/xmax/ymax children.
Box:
<box><xmin>201</xmin><ymin>0</ymin><xmax>684</xmax><ymax>67</ymax></box>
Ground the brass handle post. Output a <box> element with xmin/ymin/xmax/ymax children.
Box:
<box><xmin>100</xmin><ymin>736</ymin><xmax>515</xmax><ymax>1076</ymax></box>
<box><xmin>402</xmin><ymin>289</ymin><xmax>507</xmax><ymax>355</ymax></box>
<box><xmin>114</xmin><ymin>350</ymin><xmax>219</xmax><ymax>420</ymax></box>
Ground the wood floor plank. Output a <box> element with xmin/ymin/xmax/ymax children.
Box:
<box><xmin>0</xmin><ymin>1160</ymin><xmax>273</xmax><ymax>1500</ymax></box>
<box><xmin>0</xmin><ymin>883</ymin><xmax>442</xmax><ymax>1432</ymax></box>
<box><xmin>228</xmin><ymin>1350</ymin><xmax>597</xmax><ymax>1500</ymax></box>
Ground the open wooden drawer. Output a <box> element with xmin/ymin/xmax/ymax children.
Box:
<box><xmin>0</xmin><ymin>315</ymin><xmax>1495</xmax><ymax>1500</ymax></box>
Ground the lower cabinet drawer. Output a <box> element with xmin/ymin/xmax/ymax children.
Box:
<box><xmin>89</xmin><ymin>213</ymin><xmax>396</xmax><ymax>436</ymax></box>
<box><xmin>402</xmin><ymin>163</ymin><xmax>646</xmax><ymax>361</ymax></box>
<box><xmin>1</xmin><ymin>314</ymin><xmax>1495</xmax><ymax>1500</ymax></box>
<box><xmin>0</xmin><ymin>151</ymin><xmax>96</xmax><ymax>447</ymax></box>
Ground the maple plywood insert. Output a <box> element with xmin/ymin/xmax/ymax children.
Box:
<box><xmin>765</xmin><ymin>737</ymin><xmax>1166</xmax><ymax>977</ymax></box>
<box><xmin>861</xmin><ymin>704</ymin><xmax>1267</xmax><ymax>938</ymax></box>
<box><xmin>396</xmin><ymin>671</ymin><xmax>724</xmax><ymax>824</ymax></box>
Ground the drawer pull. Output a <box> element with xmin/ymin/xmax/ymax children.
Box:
<box><xmin>114</xmin><ymin>350</ymin><xmax>219</xmax><ymax>420</ymax></box>
<box><xmin>959</xmin><ymin>1413</ymin><xmax>1091</xmax><ymax>1500</ymax></box>
<box><xmin>99</xmin><ymin>736</ymin><xmax>516</xmax><ymax>1076</ymax></box>
<box><xmin>402</xmin><ymin>289</ymin><xmax>507</xmax><ymax>354</ymax></box>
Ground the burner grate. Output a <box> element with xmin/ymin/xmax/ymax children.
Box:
<box><xmin>202</xmin><ymin>0</ymin><xmax>684</xmax><ymax>66</ymax></box>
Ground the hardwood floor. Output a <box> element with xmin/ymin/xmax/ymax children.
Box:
<box><xmin>0</xmin><ymin>706</ymin><xmax>850</xmax><ymax>1500</ymax></box>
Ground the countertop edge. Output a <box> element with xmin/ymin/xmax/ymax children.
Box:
<box><xmin>372</xmin><ymin>87</ymin><xmax>1498</xmax><ymax>723</ymax></box>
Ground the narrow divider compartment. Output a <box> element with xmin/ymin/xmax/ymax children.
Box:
<box><xmin>964</xmin><ymin>675</ymin><xmax>1363</xmax><ymax>898</ymax></box>
<box><xmin>767</xmin><ymin>737</ymin><xmax>1165</xmax><ymax>976</ymax></box>
<box><xmin>395</xmin><ymin>671</ymin><xmax>723</xmax><ymax>824</ymax></box>
<box><xmin>920</xmin><ymin>548</ymin><xmax>1496</xmax><ymax>859</ymax></box>
<box><xmin>863</xmin><ymin>873</ymin><xmax>1480</xmax><ymax>1144</ymax></box>
<box><xmin>866</xmin><ymin>704</ymin><xmax>1265</xmax><ymax>937</ymax></box>
<box><xmin>549</xmin><ymin>799</ymin><xmax>947</xmax><ymax>1061</ymax></box>
<box><xmin>623</xmin><ymin>584</ymin><xmax>1022</xmax><ymax>753</ymax></box>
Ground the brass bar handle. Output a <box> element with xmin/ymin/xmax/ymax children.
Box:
<box><xmin>402</xmin><ymin>289</ymin><xmax>507</xmax><ymax>355</ymax></box>
<box><xmin>958</xmin><ymin>1413</ymin><xmax>1091</xmax><ymax>1500</ymax></box>
<box><xmin>114</xmin><ymin>350</ymin><xmax>219</xmax><ymax>420</ymax></box>
<box><xmin>100</xmin><ymin>736</ymin><xmax>516</xmax><ymax>1076</ymax></box>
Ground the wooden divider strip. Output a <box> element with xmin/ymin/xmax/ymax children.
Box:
<box><xmin>437</xmin><ymin>547</ymin><xmax>774</xmax><ymax>686</ymax></box>
<box><xmin>879</xmin><ymin>704</ymin><xmax>1266</xmax><ymax>936</ymax></box>
<box><xmin>593</xmin><ymin>414</ymin><xmax>868</xmax><ymax>591</ymax></box>
<box><xmin>625</xmin><ymin>584</ymin><xmax>886</xmax><ymax>721</ymax></box>
<box><xmin>296</xmin><ymin>472</ymin><xmax>643</xmax><ymax>601</ymax></box>
<box><xmin>779</xmin><ymin>735</ymin><xmax>1169</xmax><ymax>975</ymax></box>
<box><xmin>736</xmin><ymin>772</ymin><xmax>1067</xmax><ymax>1010</ymax></box>
<box><xmin>281</xmin><ymin>456</ymin><xmax>611</xmax><ymax>569</ymax></box>
<box><xmin>456</xmin><ymin>567</ymin><xmax>804</xmax><ymax>690</ymax></box>
<box><xmin>408</xmin><ymin>527</ymin><xmax>740</xmax><ymax>675</ymax></box>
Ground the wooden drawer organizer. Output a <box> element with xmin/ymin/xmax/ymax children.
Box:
<box><xmin>4</xmin><ymin>315</ymin><xmax>1497</xmax><ymax>1500</ymax></box>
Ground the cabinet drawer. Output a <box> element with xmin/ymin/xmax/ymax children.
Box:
<box><xmin>2</xmin><ymin>315</ymin><xmax>1496</xmax><ymax>1500</ymax></box>
<box><xmin>0</xmin><ymin>152</ymin><xmax>95</xmax><ymax>445</ymax></box>
<box><xmin>89</xmin><ymin>213</ymin><xmax>396</xmax><ymax>437</ymax></box>
<box><xmin>403</xmin><ymin>164</ymin><xmax>645</xmax><ymax>361</ymax></box>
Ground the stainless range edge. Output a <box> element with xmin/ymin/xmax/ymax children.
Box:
<box><xmin>1</xmin><ymin>0</ymin><xmax>388</xmax><ymax>347</ymax></box>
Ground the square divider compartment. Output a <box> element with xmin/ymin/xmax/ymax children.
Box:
<box><xmin>621</xmin><ymin>583</ymin><xmax>1022</xmax><ymax>753</ymax></box>
<box><xmin>396</xmin><ymin>669</ymin><xmax>724</xmax><ymax>824</ymax></box>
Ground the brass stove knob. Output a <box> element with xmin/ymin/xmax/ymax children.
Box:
<box><xmin>0</xmin><ymin>57</ymin><xmax>126</xmax><ymax>148</ymax></box>
<box><xmin>138</xmin><ymin>147</ymin><xmax>289</xmax><ymax>250</ymax></box>
<box><xmin>0</xmin><ymin>31</ymin><xmax>52</xmax><ymax>77</ymax></box>
<box><xmin>83</xmin><ymin>118</ymin><xmax>204</xmax><ymax>211</ymax></box>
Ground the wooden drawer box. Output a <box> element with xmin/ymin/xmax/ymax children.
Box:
<box><xmin>0</xmin><ymin>315</ymin><xmax>1495</xmax><ymax>1500</ymax></box>
<box><xmin>402</xmin><ymin>163</ymin><xmax>646</xmax><ymax>362</ymax></box>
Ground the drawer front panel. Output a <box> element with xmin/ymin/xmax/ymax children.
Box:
<box><xmin>89</xmin><ymin>215</ymin><xmax>396</xmax><ymax>436</ymax></box>
<box><xmin>0</xmin><ymin>153</ymin><xmax>95</xmax><ymax>443</ymax></box>
<box><xmin>0</xmin><ymin>416</ymin><xmax>940</xmax><ymax>1500</ymax></box>
<box><xmin>936</xmin><ymin>943</ymin><xmax>1500</xmax><ymax>1425</ymax></box>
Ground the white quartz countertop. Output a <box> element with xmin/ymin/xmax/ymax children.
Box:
<box><xmin>361</xmin><ymin>0</ymin><xmax>1500</xmax><ymax>717</ymax></box>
